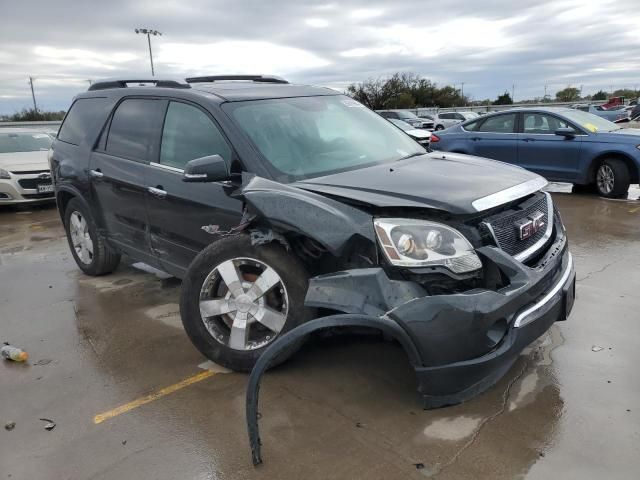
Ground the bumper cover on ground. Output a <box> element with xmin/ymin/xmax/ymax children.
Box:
<box><xmin>246</xmin><ymin>226</ymin><xmax>574</xmax><ymax>462</ymax></box>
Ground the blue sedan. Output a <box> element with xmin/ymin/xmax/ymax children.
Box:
<box><xmin>430</xmin><ymin>107</ymin><xmax>640</xmax><ymax>198</ymax></box>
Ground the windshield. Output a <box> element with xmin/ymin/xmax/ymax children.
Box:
<box><xmin>0</xmin><ymin>132</ymin><xmax>52</xmax><ymax>154</ymax></box>
<box><xmin>561</xmin><ymin>110</ymin><xmax>619</xmax><ymax>133</ymax></box>
<box><xmin>227</xmin><ymin>96</ymin><xmax>425</xmax><ymax>181</ymax></box>
<box><xmin>396</xmin><ymin>111</ymin><xmax>419</xmax><ymax>120</ymax></box>
<box><xmin>388</xmin><ymin>118</ymin><xmax>413</xmax><ymax>131</ymax></box>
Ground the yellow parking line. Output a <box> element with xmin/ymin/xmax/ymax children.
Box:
<box><xmin>93</xmin><ymin>370</ymin><xmax>216</xmax><ymax>424</ymax></box>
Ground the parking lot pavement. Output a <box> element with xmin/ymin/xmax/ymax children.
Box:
<box><xmin>1</xmin><ymin>187</ymin><xmax>639</xmax><ymax>480</ymax></box>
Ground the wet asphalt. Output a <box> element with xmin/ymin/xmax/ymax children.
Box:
<box><xmin>1</xmin><ymin>184</ymin><xmax>639</xmax><ymax>480</ymax></box>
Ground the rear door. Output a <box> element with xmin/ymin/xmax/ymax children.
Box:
<box><xmin>145</xmin><ymin>100</ymin><xmax>244</xmax><ymax>277</ymax></box>
<box><xmin>89</xmin><ymin>97</ymin><xmax>165</xmax><ymax>265</ymax></box>
<box><xmin>466</xmin><ymin>112</ymin><xmax>518</xmax><ymax>163</ymax></box>
<box><xmin>516</xmin><ymin>112</ymin><xmax>582</xmax><ymax>181</ymax></box>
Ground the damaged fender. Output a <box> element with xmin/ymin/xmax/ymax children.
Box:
<box><xmin>236</xmin><ymin>174</ymin><xmax>376</xmax><ymax>257</ymax></box>
<box><xmin>246</xmin><ymin>314</ymin><xmax>422</xmax><ymax>465</ymax></box>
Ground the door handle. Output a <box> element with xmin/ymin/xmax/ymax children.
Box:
<box><xmin>471</xmin><ymin>137</ymin><xmax>481</xmax><ymax>141</ymax></box>
<box><xmin>522</xmin><ymin>138</ymin><xmax>535</xmax><ymax>142</ymax></box>
<box><xmin>89</xmin><ymin>169</ymin><xmax>104</xmax><ymax>179</ymax></box>
<box><xmin>147</xmin><ymin>186</ymin><xmax>167</xmax><ymax>198</ymax></box>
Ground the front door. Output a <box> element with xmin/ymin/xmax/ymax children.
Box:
<box><xmin>516</xmin><ymin>112</ymin><xmax>582</xmax><ymax>181</ymax></box>
<box><xmin>145</xmin><ymin>100</ymin><xmax>244</xmax><ymax>277</ymax></box>
<box><xmin>89</xmin><ymin>97</ymin><xmax>165</xmax><ymax>265</ymax></box>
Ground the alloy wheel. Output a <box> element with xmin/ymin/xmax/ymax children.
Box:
<box><xmin>69</xmin><ymin>211</ymin><xmax>94</xmax><ymax>265</ymax></box>
<box><xmin>596</xmin><ymin>164</ymin><xmax>615</xmax><ymax>195</ymax></box>
<box><xmin>199</xmin><ymin>258</ymin><xmax>289</xmax><ymax>351</ymax></box>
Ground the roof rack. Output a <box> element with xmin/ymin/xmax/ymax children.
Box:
<box><xmin>185</xmin><ymin>75</ymin><xmax>289</xmax><ymax>84</ymax></box>
<box><xmin>88</xmin><ymin>78</ymin><xmax>191</xmax><ymax>91</ymax></box>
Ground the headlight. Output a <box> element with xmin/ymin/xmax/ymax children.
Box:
<box><xmin>0</xmin><ymin>168</ymin><xmax>11</xmax><ymax>179</ymax></box>
<box><xmin>374</xmin><ymin>218</ymin><xmax>482</xmax><ymax>273</ymax></box>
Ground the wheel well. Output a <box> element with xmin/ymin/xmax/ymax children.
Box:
<box><xmin>588</xmin><ymin>153</ymin><xmax>639</xmax><ymax>184</ymax></box>
<box><xmin>56</xmin><ymin>190</ymin><xmax>75</xmax><ymax>220</ymax></box>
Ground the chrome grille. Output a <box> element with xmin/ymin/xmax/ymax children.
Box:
<box><xmin>482</xmin><ymin>192</ymin><xmax>552</xmax><ymax>260</ymax></box>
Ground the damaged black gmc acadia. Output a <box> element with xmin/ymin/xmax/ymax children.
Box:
<box><xmin>50</xmin><ymin>75</ymin><xmax>575</xmax><ymax>411</ymax></box>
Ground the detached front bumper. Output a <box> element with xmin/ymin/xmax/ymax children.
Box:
<box><xmin>305</xmin><ymin>229</ymin><xmax>574</xmax><ymax>408</ymax></box>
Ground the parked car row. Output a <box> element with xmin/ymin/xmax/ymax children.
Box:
<box><xmin>430</xmin><ymin>107</ymin><xmax>640</xmax><ymax>198</ymax></box>
<box><xmin>570</xmin><ymin>104</ymin><xmax>629</xmax><ymax>123</ymax></box>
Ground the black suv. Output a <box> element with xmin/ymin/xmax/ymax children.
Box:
<box><xmin>50</xmin><ymin>75</ymin><xmax>575</xmax><ymax>407</ymax></box>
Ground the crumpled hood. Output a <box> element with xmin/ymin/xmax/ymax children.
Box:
<box><xmin>294</xmin><ymin>152</ymin><xmax>542</xmax><ymax>215</ymax></box>
<box><xmin>0</xmin><ymin>150</ymin><xmax>50</xmax><ymax>172</ymax></box>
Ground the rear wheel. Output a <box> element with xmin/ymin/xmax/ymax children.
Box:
<box><xmin>595</xmin><ymin>158</ymin><xmax>630</xmax><ymax>198</ymax></box>
<box><xmin>180</xmin><ymin>235</ymin><xmax>314</xmax><ymax>372</ymax></box>
<box><xmin>435</xmin><ymin>124</ymin><xmax>445</xmax><ymax>131</ymax></box>
<box><xmin>64</xmin><ymin>198</ymin><xmax>120</xmax><ymax>275</ymax></box>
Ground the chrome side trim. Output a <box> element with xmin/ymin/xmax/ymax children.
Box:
<box><xmin>513</xmin><ymin>192</ymin><xmax>554</xmax><ymax>262</ymax></box>
<box><xmin>472</xmin><ymin>177</ymin><xmax>548</xmax><ymax>212</ymax></box>
<box><xmin>150</xmin><ymin>162</ymin><xmax>183</xmax><ymax>174</ymax></box>
<box><xmin>513</xmin><ymin>253</ymin><xmax>573</xmax><ymax>328</ymax></box>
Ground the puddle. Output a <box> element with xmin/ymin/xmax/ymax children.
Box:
<box><xmin>423</xmin><ymin>415</ymin><xmax>482</xmax><ymax>441</ymax></box>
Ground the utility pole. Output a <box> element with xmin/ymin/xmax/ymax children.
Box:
<box><xmin>135</xmin><ymin>28</ymin><xmax>162</xmax><ymax>76</ymax></box>
<box><xmin>544</xmin><ymin>84</ymin><xmax>548</xmax><ymax>99</ymax></box>
<box><xmin>512</xmin><ymin>84</ymin><xmax>515</xmax><ymax>103</ymax></box>
<box><xmin>460</xmin><ymin>82</ymin><xmax>465</xmax><ymax>105</ymax></box>
<box><xmin>28</xmin><ymin>76</ymin><xmax>38</xmax><ymax>112</ymax></box>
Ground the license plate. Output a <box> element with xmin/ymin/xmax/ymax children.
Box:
<box><xmin>37</xmin><ymin>184</ymin><xmax>54</xmax><ymax>193</ymax></box>
<box><xmin>564</xmin><ymin>277</ymin><xmax>575</xmax><ymax>319</ymax></box>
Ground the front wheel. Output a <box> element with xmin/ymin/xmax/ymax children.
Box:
<box><xmin>64</xmin><ymin>197</ymin><xmax>120</xmax><ymax>275</ymax></box>
<box><xmin>595</xmin><ymin>159</ymin><xmax>630</xmax><ymax>198</ymax></box>
<box><xmin>180</xmin><ymin>235</ymin><xmax>314</xmax><ymax>372</ymax></box>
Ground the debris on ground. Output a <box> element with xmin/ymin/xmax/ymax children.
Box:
<box><xmin>414</xmin><ymin>463</ymin><xmax>425</xmax><ymax>470</ymax></box>
<box><xmin>5</xmin><ymin>422</ymin><xmax>16</xmax><ymax>431</ymax></box>
<box><xmin>1</xmin><ymin>343</ymin><xmax>29</xmax><ymax>362</ymax></box>
<box><xmin>591</xmin><ymin>345</ymin><xmax>604</xmax><ymax>352</ymax></box>
<box><xmin>34</xmin><ymin>359</ymin><xmax>52</xmax><ymax>366</ymax></box>
<box><xmin>39</xmin><ymin>418</ymin><xmax>56</xmax><ymax>431</ymax></box>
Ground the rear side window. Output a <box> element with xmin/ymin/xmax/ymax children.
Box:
<box><xmin>106</xmin><ymin>99</ymin><xmax>164</xmax><ymax>161</ymax></box>
<box><xmin>58</xmin><ymin>98</ymin><xmax>108</xmax><ymax>145</ymax></box>
<box><xmin>477</xmin><ymin>114</ymin><xmax>516</xmax><ymax>133</ymax></box>
<box><xmin>463</xmin><ymin>120</ymin><xmax>481</xmax><ymax>131</ymax></box>
<box><xmin>159</xmin><ymin>101</ymin><xmax>231</xmax><ymax>169</ymax></box>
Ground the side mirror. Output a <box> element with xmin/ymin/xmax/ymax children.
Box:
<box><xmin>182</xmin><ymin>155</ymin><xmax>229</xmax><ymax>182</ymax></box>
<box><xmin>555</xmin><ymin>127</ymin><xmax>576</xmax><ymax>137</ymax></box>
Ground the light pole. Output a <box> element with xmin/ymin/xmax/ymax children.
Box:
<box><xmin>135</xmin><ymin>28</ymin><xmax>162</xmax><ymax>76</ymax></box>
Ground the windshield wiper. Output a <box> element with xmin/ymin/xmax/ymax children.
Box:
<box><xmin>397</xmin><ymin>152</ymin><xmax>425</xmax><ymax>161</ymax></box>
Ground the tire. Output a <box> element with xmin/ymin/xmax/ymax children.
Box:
<box><xmin>180</xmin><ymin>235</ymin><xmax>314</xmax><ymax>372</ymax></box>
<box><xmin>435</xmin><ymin>125</ymin><xmax>445</xmax><ymax>131</ymax></box>
<box><xmin>64</xmin><ymin>197</ymin><xmax>121</xmax><ymax>276</ymax></box>
<box><xmin>595</xmin><ymin>158</ymin><xmax>630</xmax><ymax>198</ymax></box>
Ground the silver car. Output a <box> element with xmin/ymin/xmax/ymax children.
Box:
<box><xmin>432</xmin><ymin>111</ymin><xmax>479</xmax><ymax>130</ymax></box>
<box><xmin>0</xmin><ymin>129</ymin><xmax>55</xmax><ymax>204</ymax></box>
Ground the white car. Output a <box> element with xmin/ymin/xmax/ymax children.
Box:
<box><xmin>432</xmin><ymin>111</ymin><xmax>479</xmax><ymax>130</ymax></box>
<box><xmin>0</xmin><ymin>129</ymin><xmax>55</xmax><ymax>204</ymax></box>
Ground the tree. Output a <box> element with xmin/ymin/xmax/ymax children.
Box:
<box><xmin>612</xmin><ymin>89</ymin><xmax>639</xmax><ymax>100</ymax></box>
<box><xmin>2</xmin><ymin>108</ymin><xmax>66</xmax><ymax>122</ymax></box>
<box><xmin>555</xmin><ymin>87</ymin><xmax>581</xmax><ymax>102</ymax></box>
<box><xmin>592</xmin><ymin>90</ymin><xmax>607</xmax><ymax>101</ymax></box>
<box><xmin>346</xmin><ymin>72</ymin><xmax>468</xmax><ymax>109</ymax></box>
<box><xmin>493</xmin><ymin>92</ymin><xmax>513</xmax><ymax>105</ymax></box>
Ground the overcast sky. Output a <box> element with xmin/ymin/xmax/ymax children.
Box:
<box><xmin>1</xmin><ymin>0</ymin><xmax>639</xmax><ymax>114</ymax></box>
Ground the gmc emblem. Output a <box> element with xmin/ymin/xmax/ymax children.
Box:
<box><xmin>515</xmin><ymin>211</ymin><xmax>545</xmax><ymax>241</ymax></box>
